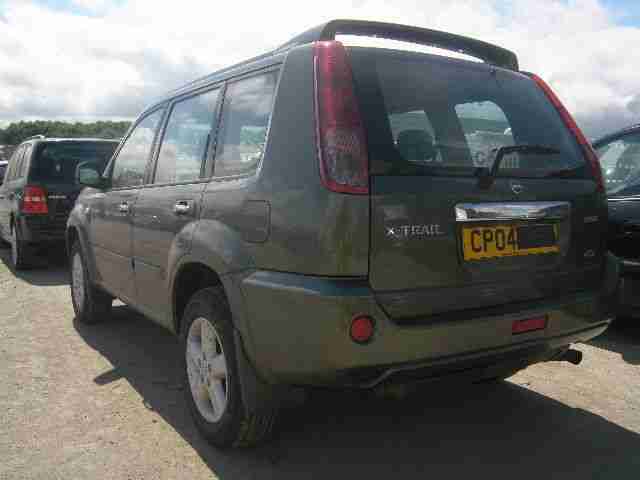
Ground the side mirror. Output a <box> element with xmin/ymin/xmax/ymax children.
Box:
<box><xmin>76</xmin><ymin>162</ymin><xmax>103</xmax><ymax>188</ymax></box>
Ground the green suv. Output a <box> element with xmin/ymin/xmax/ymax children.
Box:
<box><xmin>67</xmin><ymin>20</ymin><xmax>619</xmax><ymax>448</ymax></box>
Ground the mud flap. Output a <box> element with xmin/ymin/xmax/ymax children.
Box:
<box><xmin>233</xmin><ymin>329</ymin><xmax>305</xmax><ymax>416</ymax></box>
<box><xmin>602</xmin><ymin>252</ymin><xmax>621</xmax><ymax>318</ymax></box>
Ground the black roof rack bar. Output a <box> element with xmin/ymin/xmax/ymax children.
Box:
<box><xmin>280</xmin><ymin>19</ymin><xmax>519</xmax><ymax>71</ymax></box>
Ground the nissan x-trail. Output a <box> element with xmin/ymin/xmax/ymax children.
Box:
<box><xmin>67</xmin><ymin>20</ymin><xmax>618</xmax><ymax>447</ymax></box>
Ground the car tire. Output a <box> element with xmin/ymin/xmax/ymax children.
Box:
<box><xmin>181</xmin><ymin>286</ymin><xmax>278</xmax><ymax>448</ymax></box>
<box><xmin>11</xmin><ymin>224</ymin><xmax>30</xmax><ymax>270</ymax></box>
<box><xmin>70</xmin><ymin>241</ymin><xmax>112</xmax><ymax>324</ymax></box>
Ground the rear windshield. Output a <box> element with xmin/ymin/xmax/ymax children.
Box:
<box><xmin>31</xmin><ymin>141</ymin><xmax>118</xmax><ymax>184</ymax></box>
<box><xmin>348</xmin><ymin>48</ymin><xmax>587</xmax><ymax>178</ymax></box>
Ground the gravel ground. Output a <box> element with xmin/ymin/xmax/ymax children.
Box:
<box><xmin>1</xmin><ymin>247</ymin><xmax>639</xmax><ymax>479</ymax></box>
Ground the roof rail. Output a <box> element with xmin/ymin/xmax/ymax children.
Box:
<box><xmin>24</xmin><ymin>134</ymin><xmax>46</xmax><ymax>141</ymax></box>
<box><xmin>280</xmin><ymin>19</ymin><xmax>519</xmax><ymax>71</ymax></box>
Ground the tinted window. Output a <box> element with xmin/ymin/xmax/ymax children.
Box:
<box><xmin>112</xmin><ymin>109</ymin><xmax>164</xmax><ymax>188</ymax></box>
<box><xmin>0</xmin><ymin>164</ymin><xmax>7</xmax><ymax>184</ymax></box>
<box><xmin>6</xmin><ymin>146</ymin><xmax>24</xmax><ymax>182</ymax></box>
<box><xmin>155</xmin><ymin>89</ymin><xmax>220</xmax><ymax>184</ymax></box>
<box><xmin>349</xmin><ymin>48</ymin><xmax>586</xmax><ymax>178</ymax></box>
<box><xmin>455</xmin><ymin>102</ymin><xmax>517</xmax><ymax>168</ymax></box>
<box><xmin>17</xmin><ymin>144</ymin><xmax>32</xmax><ymax>178</ymax></box>
<box><xmin>214</xmin><ymin>72</ymin><xmax>277</xmax><ymax>177</ymax></box>
<box><xmin>595</xmin><ymin>132</ymin><xmax>640</xmax><ymax>195</ymax></box>
<box><xmin>30</xmin><ymin>142</ymin><xmax>117</xmax><ymax>184</ymax></box>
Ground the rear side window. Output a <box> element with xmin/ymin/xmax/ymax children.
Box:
<box><xmin>214</xmin><ymin>71</ymin><xmax>278</xmax><ymax>177</ymax></box>
<box><xmin>349</xmin><ymin>48</ymin><xmax>586</xmax><ymax>178</ymax></box>
<box><xmin>595</xmin><ymin>132</ymin><xmax>640</xmax><ymax>195</ymax></box>
<box><xmin>30</xmin><ymin>142</ymin><xmax>117</xmax><ymax>184</ymax></box>
<box><xmin>5</xmin><ymin>146</ymin><xmax>25</xmax><ymax>182</ymax></box>
<box><xmin>111</xmin><ymin>109</ymin><xmax>164</xmax><ymax>188</ymax></box>
<box><xmin>155</xmin><ymin>88</ymin><xmax>220</xmax><ymax>184</ymax></box>
<box><xmin>17</xmin><ymin>144</ymin><xmax>32</xmax><ymax>178</ymax></box>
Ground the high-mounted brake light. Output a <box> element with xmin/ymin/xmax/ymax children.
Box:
<box><xmin>22</xmin><ymin>185</ymin><xmax>48</xmax><ymax>214</ymax></box>
<box><xmin>529</xmin><ymin>73</ymin><xmax>605</xmax><ymax>193</ymax></box>
<box><xmin>314</xmin><ymin>41</ymin><xmax>369</xmax><ymax>194</ymax></box>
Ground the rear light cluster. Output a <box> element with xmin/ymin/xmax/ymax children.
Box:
<box><xmin>314</xmin><ymin>41</ymin><xmax>369</xmax><ymax>195</ymax></box>
<box><xmin>22</xmin><ymin>186</ymin><xmax>48</xmax><ymax>214</ymax></box>
<box><xmin>529</xmin><ymin>73</ymin><xmax>605</xmax><ymax>193</ymax></box>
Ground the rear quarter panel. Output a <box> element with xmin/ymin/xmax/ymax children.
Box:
<box><xmin>249</xmin><ymin>44</ymin><xmax>370</xmax><ymax>276</ymax></box>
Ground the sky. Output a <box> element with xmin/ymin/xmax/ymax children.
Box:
<box><xmin>1</xmin><ymin>0</ymin><xmax>640</xmax><ymax>138</ymax></box>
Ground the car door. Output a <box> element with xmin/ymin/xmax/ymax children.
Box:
<box><xmin>131</xmin><ymin>88</ymin><xmax>221</xmax><ymax>326</ymax></box>
<box><xmin>594</xmin><ymin>131</ymin><xmax>640</xmax><ymax>260</ymax></box>
<box><xmin>0</xmin><ymin>146</ymin><xmax>24</xmax><ymax>240</ymax></box>
<box><xmin>89</xmin><ymin>108</ymin><xmax>165</xmax><ymax>302</ymax></box>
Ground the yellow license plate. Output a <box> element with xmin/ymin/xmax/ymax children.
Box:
<box><xmin>462</xmin><ymin>224</ymin><xmax>559</xmax><ymax>261</ymax></box>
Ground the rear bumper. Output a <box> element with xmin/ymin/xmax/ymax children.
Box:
<box><xmin>18</xmin><ymin>215</ymin><xmax>67</xmax><ymax>243</ymax></box>
<box><xmin>237</xmin><ymin>254</ymin><xmax>619</xmax><ymax>387</ymax></box>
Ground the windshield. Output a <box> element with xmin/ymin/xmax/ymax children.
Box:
<box><xmin>349</xmin><ymin>48</ymin><xmax>587</xmax><ymax>178</ymax></box>
<box><xmin>31</xmin><ymin>141</ymin><xmax>117</xmax><ymax>184</ymax></box>
<box><xmin>594</xmin><ymin>132</ymin><xmax>640</xmax><ymax>195</ymax></box>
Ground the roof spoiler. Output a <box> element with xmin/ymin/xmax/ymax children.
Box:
<box><xmin>280</xmin><ymin>19</ymin><xmax>519</xmax><ymax>71</ymax></box>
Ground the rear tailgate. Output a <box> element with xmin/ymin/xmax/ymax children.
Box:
<box><xmin>349</xmin><ymin>48</ymin><xmax>606</xmax><ymax>322</ymax></box>
<box><xmin>28</xmin><ymin>141</ymin><xmax>117</xmax><ymax>232</ymax></box>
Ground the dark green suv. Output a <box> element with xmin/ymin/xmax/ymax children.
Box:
<box><xmin>67</xmin><ymin>20</ymin><xmax>619</xmax><ymax>448</ymax></box>
<box><xmin>0</xmin><ymin>136</ymin><xmax>118</xmax><ymax>269</ymax></box>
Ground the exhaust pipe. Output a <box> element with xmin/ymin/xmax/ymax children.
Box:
<box><xmin>558</xmin><ymin>348</ymin><xmax>583</xmax><ymax>365</ymax></box>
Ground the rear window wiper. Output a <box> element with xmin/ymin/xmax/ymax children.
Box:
<box><xmin>476</xmin><ymin>145</ymin><xmax>560</xmax><ymax>188</ymax></box>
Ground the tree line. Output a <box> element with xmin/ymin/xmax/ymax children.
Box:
<box><xmin>0</xmin><ymin>120</ymin><xmax>131</xmax><ymax>146</ymax></box>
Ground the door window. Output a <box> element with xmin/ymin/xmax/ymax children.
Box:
<box><xmin>214</xmin><ymin>72</ymin><xmax>278</xmax><ymax>177</ymax></box>
<box><xmin>154</xmin><ymin>88</ymin><xmax>220</xmax><ymax>184</ymax></box>
<box><xmin>595</xmin><ymin>133</ymin><xmax>640</xmax><ymax>194</ymax></box>
<box><xmin>111</xmin><ymin>109</ymin><xmax>164</xmax><ymax>189</ymax></box>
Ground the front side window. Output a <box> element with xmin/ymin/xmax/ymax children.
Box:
<box><xmin>111</xmin><ymin>109</ymin><xmax>164</xmax><ymax>189</ymax></box>
<box><xmin>155</xmin><ymin>89</ymin><xmax>220</xmax><ymax>184</ymax></box>
<box><xmin>595</xmin><ymin>132</ymin><xmax>640</xmax><ymax>195</ymax></box>
<box><xmin>214</xmin><ymin>72</ymin><xmax>278</xmax><ymax>177</ymax></box>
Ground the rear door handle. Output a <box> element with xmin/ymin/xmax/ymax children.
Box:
<box><xmin>173</xmin><ymin>200</ymin><xmax>193</xmax><ymax>215</ymax></box>
<box><xmin>118</xmin><ymin>202</ymin><xmax>130</xmax><ymax>214</ymax></box>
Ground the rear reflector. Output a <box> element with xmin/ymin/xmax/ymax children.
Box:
<box><xmin>528</xmin><ymin>73</ymin><xmax>605</xmax><ymax>193</ymax></box>
<box><xmin>350</xmin><ymin>315</ymin><xmax>375</xmax><ymax>343</ymax></box>
<box><xmin>314</xmin><ymin>41</ymin><xmax>369</xmax><ymax>194</ymax></box>
<box><xmin>22</xmin><ymin>185</ymin><xmax>48</xmax><ymax>214</ymax></box>
<box><xmin>512</xmin><ymin>315</ymin><xmax>548</xmax><ymax>335</ymax></box>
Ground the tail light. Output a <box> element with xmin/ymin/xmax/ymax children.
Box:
<box><xmin>314</xmin><ymin>41</ymin><xmax>369</xmax><ymax>194</ymax></box>
<box><xmin>22</xmin><ymin>185</ymin><xmax>48</xmax><ymax>214</ymax></box>
<box><xmin>529</xmin><ymin>73</ymin><xmax>605</xmax><ymax>193</ymax></box>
